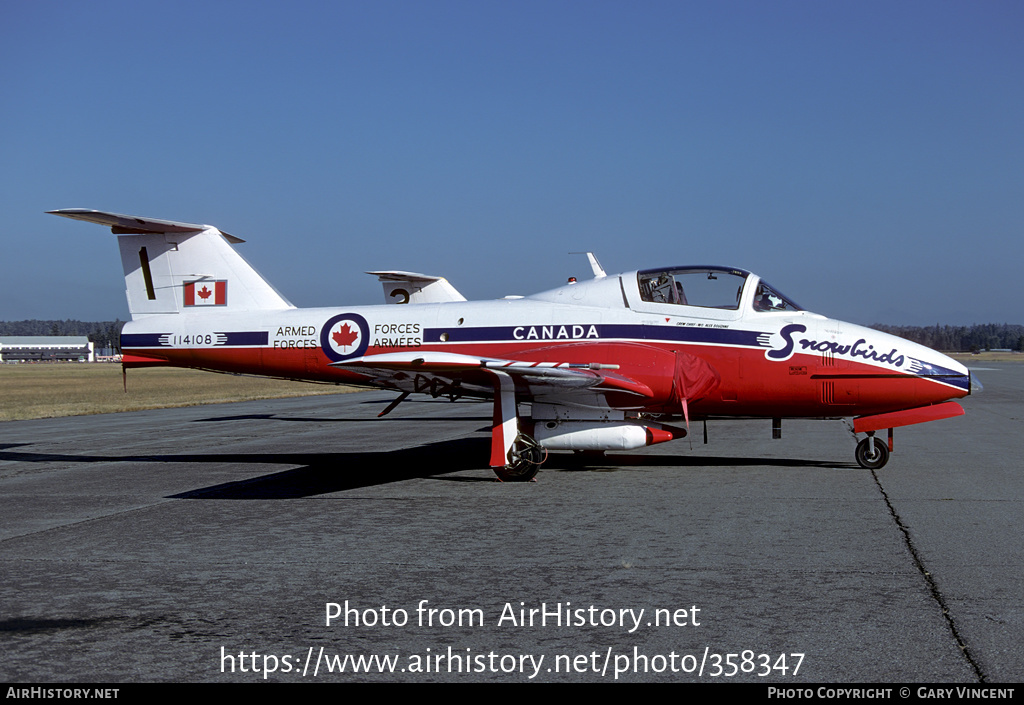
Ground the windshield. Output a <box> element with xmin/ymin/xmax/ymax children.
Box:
<box><xmin>637</xmin><ymin>268</ymin><xmax>747</xmax><ymax>310</ymax></box>
<box><xmin>752</xmin><ymin>280</ymin><xmax>802</xmax><ymax>312</ymax></box>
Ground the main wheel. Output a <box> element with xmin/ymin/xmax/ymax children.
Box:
<box><xmin>855</xmin><ymin>436</ymin><xmax>890</xmax><ymax>470</ymax></box>
<box><xmin>493</xmin><ymin>436</ymin><xmax>545</xmax><ymax>482</ymax></box>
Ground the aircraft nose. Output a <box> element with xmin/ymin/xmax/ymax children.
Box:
<box><xmin>910</xmin><ymin>342</ymin><xmax>972</xmax><ymax>398</ymax></box>
<box><xmin>970</xmin><ymin>370</ymin><xmax>984</xmax><ymax>393</ymax></box>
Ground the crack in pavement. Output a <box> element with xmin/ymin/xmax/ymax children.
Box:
<box><xmin>872</xmin><ymin>468</ymin><xmax>986</xmax><ymax>682</ymax></box>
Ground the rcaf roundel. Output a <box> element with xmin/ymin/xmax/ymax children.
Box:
<box><xmin>321</xmin><ymin>312</ymin><xmax>369</xmax><ymax>361</ymax></box>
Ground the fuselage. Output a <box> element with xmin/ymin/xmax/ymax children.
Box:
<box><xmin>121</xmin><ymin>266</ymin><xmax>970</xmax><ymax>420</ymax></box>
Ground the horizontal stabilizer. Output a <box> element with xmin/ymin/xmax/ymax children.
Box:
<box><xmin>48</xmin><ymin>209</ymin><xmax>243</xmax><ymax>243</ymax></box>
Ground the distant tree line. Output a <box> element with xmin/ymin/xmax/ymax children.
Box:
<box><xmin>0</xmin><ymin>320</ymin><xmax>125</xmax><ymax>353</ymax></box>
<box><xmin>870</xmin><ymin>323</ymin><xmax>1024</xmax><ymax>353</ymax></box>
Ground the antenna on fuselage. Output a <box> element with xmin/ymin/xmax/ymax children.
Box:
<box><xmin>569</xmin><ymin>252</ymin><xmax>606</xmax><ymax>279</ymax></box>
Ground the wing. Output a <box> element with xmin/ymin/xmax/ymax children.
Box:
<box><xmin>331</xmin><ymin>350</ymin><xmax>656</xmax><ymax>402</ymax></box>
<box><xmin>334</xmin><ymin>343</ymin><xmax>718</xmax><ymax>474</ymax></box>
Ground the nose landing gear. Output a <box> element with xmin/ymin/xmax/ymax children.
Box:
<box><xmin>855</xmin><ymin>432</ymin><xmax>890</xmax><ymax>470</ymax></box>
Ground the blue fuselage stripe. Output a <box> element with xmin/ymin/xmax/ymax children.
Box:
<box><xmin>422</xmin><ymin>324</ymin><xmax>763</xmax><ymax>347</ymax></box>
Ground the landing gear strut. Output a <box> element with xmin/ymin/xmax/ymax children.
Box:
<box><xmin>494</xmin><ymin>433</ymin><xmax>546</xmax><ymax>482</ymax></box>
<box><xmin>488</xmin><ymin>370</ymin><xmax>546</xmax><ymax>482</ymax></box>
<box><xmin>855</xmin><ymin>433</ymin><xmax>890</xmax><ymax>470</ymax></box>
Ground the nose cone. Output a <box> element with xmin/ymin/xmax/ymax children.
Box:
<box><xmin>899</xmin><ymin>338</ymin><xmax>971</xmax><ymax>399</ymax></box>
<box><xmin>830</xmin><ymin>321</ymin><xmax>971</xmax><ymax>404</ymax></box>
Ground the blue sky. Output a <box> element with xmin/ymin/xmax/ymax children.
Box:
<box><xmin>3</xmin><ymin>0</ymin><xmax>1021</xmax><ymax>326</ymax></box>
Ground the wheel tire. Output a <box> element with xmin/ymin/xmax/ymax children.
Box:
<box><xmin>493</xmin><ymin>459</ymin><xmax>540</xmax><ymax>482</ymax></box>
<box><xmin>855</xmin><ymin>437</ymin><xmax>890</xmax><ymax>470</ymax></box>
<box><xmin>493</xmin><ymin>438</ymin><xmax>544</xmax><ymax>482</ymax></box>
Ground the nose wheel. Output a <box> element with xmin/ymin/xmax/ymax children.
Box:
<box><xmin>855</xmin><ymin>434</ymin><xmax>890</xmax><ymax>470</ymax></box>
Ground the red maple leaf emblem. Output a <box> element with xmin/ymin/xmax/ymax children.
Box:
<box><xmin>332</xmin><ymin>323</ymin><xmax>359</xmax><ymax>348</ymax></box>
<box><xmin>197</xmin><ymin>286</ymin><xmax>212</xmax><ymax>300</ymax></box>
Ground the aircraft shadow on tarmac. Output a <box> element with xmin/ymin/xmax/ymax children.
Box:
<box><xmin>194</xmin><ymin>397</ymin><xmax>493</xmax><ymax>425</ymax></box>
<box><xmin>0</xmin><ymin>439</ymin><xmax>853</xmax><ymax>500</ymax></box>
<box><xmin>191</xmin><ymin>413</ymin><xmax>494</xmax><ymax>423</ymax></box>
<box><xmin>169</xmin><ymin>437</ymin><xmax>497</xmax><ymax>498</ymax></box>
<box><xmin>164</xmin><ymin>440</ymin><xmax>850</xmax><ymax>499</ymax></box>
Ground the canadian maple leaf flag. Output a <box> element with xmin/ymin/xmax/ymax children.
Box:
<box><xmin>184</xmin><ymin>280</ymin><xmax>227</xmax><ymax>306</ymax></box>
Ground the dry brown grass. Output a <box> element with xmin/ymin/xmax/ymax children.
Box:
<box><xmin>0</xmin><ymin>363</ymin><xmax>358</xmax><ymax>421</ymax></box>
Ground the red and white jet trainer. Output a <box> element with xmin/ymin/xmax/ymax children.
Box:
<box><xmin>50</xmin><ymin>209</ymin><xmax>974</xmax><ymax>481</ymax></box>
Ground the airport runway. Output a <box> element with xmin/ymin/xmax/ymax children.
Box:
<box><xmin>1</xmin><ymin>364</ymin><xmax>1021</xmax><ymax>683</ymax></box>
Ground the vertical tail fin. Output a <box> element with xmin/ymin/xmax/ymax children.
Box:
<box><xmin>49</xmin><ymin>209</ymin><xmax>294</xmax><ymax>319</ymax></box>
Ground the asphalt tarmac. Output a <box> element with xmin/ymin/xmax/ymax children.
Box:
<box><xmin>1</xmin><ymin>363</ymin><xmax>1021</xmax><ymax>683</ymax></box>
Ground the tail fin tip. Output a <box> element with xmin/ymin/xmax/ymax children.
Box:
<box><xmin>51</xmin><ymin>208</ymin><xmax>291</xmax><ymax>318</ymax></box>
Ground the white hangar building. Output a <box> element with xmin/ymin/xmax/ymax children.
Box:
<box><xmin>0</xmin><ymin>336</ymin><xmax>95</xmax><ymax>362</ymax></box>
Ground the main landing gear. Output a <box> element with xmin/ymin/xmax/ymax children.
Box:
<box><xmin>855</xmin><ymin>432</ymin><xmax>890</xmax><ymax>470</ymax></box>
<box><xmin>494</xmin><ymin>433</ymin><xmax>546</xmax><ymax>482</ymax></box>
<box><xmin>488</xmin><ymin>370</ymin><xmax>546</xmax><ymax>482</ymax></box>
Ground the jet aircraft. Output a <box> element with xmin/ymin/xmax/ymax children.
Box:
<box><xmin>50</xmin><ymin>209</ymin><xmax>974</xmax><ymax>481</ymax></box>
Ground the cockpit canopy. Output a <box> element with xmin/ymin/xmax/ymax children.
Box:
<box><xmin>751</xmin><ymin>279</ymin><xmax>802</xmax><ymax>313</ymax></box>
<box><xmin>637</xmin><ymin>266</ymin><xmax>802</xmax><ymax>313</ymax></box>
